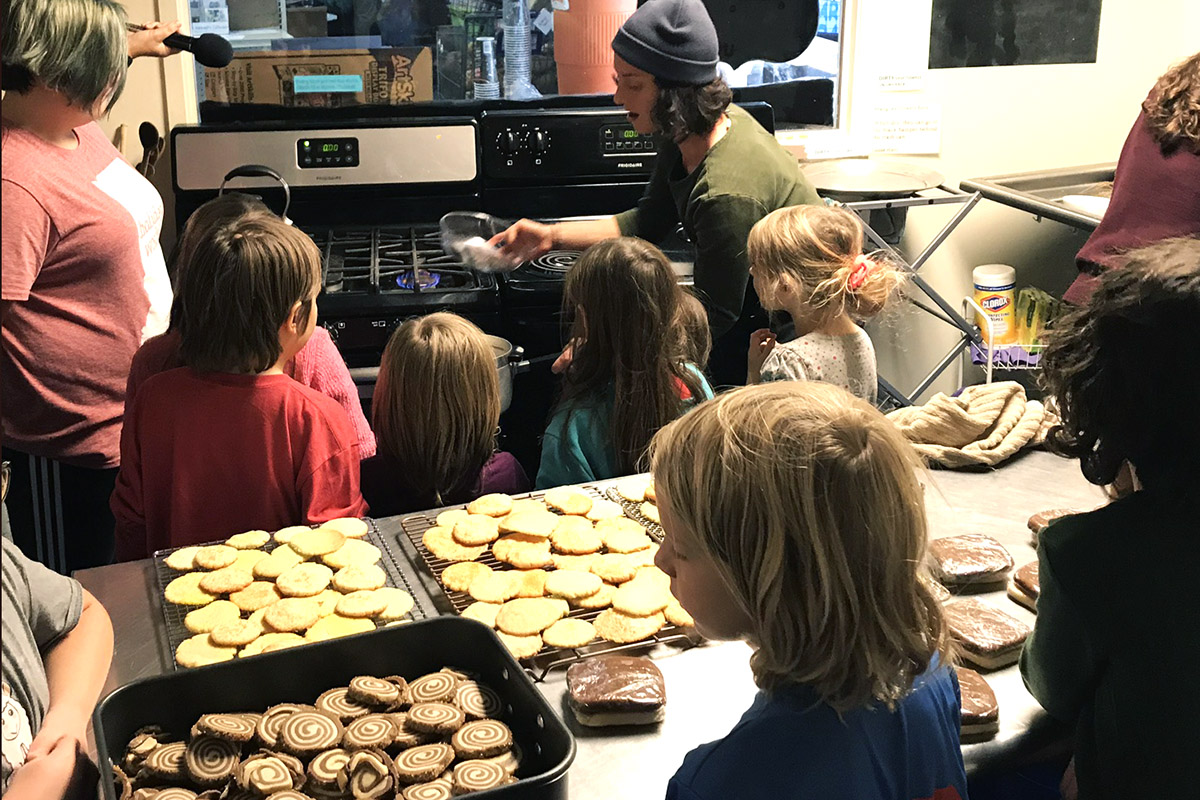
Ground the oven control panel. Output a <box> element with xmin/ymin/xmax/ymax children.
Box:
<box><xmin>297</xmin><ymin>136</ymin><xmax>360</xmax><ymax>168</ymax></box>
<box><xmin>481</xmin><ymin>109</ymin><xmax>658</xmax><ymax>182</ymax></box>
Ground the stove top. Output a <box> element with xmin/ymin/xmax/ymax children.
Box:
<box><xmin>302</xmin><ymin>225</ymin><xmax>491</xmax><ymax>295</ymax></box>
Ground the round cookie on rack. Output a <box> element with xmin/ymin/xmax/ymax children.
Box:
<box><xmin>273</xmin><ymin>524</ymin><xmax>312</xmax><ymax>544</ymax></box>
<box><xmin>422</xmin><ymin>526</ymin><xmax>487</xmax><ymax>562</ymax></box>
<box><xmin>240</xmin><ymin>632</ymin><xmax>304</xmax><ymax>658</ymax></box>
<box><xmin>468</xmin><ymin>572</ymin><xmax>521</xmax><ymax>604</ymax></box>
<box><xmin>611</xmin><ymin>580</ymin><xmax>671</xmax><ymax>616</ymax></box>
<box><xmin>543</xmin><ymin>617</ymin><xmax>596</xmax><ymax>649</ymax></box>
<box><xmin>594</xmin><ymin>608</ymin><xmax>665</xmax><ymax>643</ymax></box>
<box><xmin>495</xmin><ymin>631</ymin><xmax>543</xmax><ymax>660</ymax></box>
<box><xmin>498</xmin><ymin>509</ymin><xmax>558</xmax><ymax>539</ymax></box>
<box><xmin>336</xmin><ymin>589</ymin><xmax>388</xmax><ymax>619</ymax></box>
<box><xmin>263</xmin><ymin>597</ymin><xmax>321</xmax><ymax>632</ymax></box>
<box><xmin>230</xmin><ymin>581</ymin><xmax>282</xmax><ymax>612</ymax></box>
<box><xmin>462</xmin><ymin>601</ymin><xmax>502</xmax><ymax>628</ymax></box>
<box><xmin>320</xmin><ymin>516</ymin><xmax>370</xmax><ymax>538</ymax></box>
<box><xmin>513</xmin><ymin>568</ymin><xmax>549</xmax><ymax>598</ymax></box>
<box><xmin>596</xmin><ymin>517</ymin><xmax>652</xmax><ymax>553</ymax></box>
<box><xmin>198</xmin><ymin>565</ymin><xmax>254</xmax><ymax>595</ymax></box>
<box><xmin>164</xmin><ymin>545</ymin><xmax>201</xmax><ymax>572</ymax></box>
<box><xmin>664</xmin><ymin>598</ymin><xmax>695</xmax><ymax>627</ymax></box>
<box><xmin>164</xmin><ymin>572</ymin><xmax>217</xmax><ymax>606</ymax></box>
<box><xmin>441</xmin><ymin>561</ymin><xmax>493</xmax><ymax>593</ymax></box>
<box><xmin>375</xmin><ymin>586</ymin><xmax>415</xmax><ymax>620</ymax></box>
<box><xmin>452</xmin><ymin>515</ymin><xmax>501</xmax><ymax>546</ymax></box>
<box><xmin>544</xmin><ymin>486</ymin><xmax>593</xmax><ymax>516</ymax></box>
<box><xmin>209</xmin><ymin>618</ymin><xmax>264</xmax><ymax>647</ymax></box>
<box><xmin>225</xmin><ymin>529</ymin><xmax>270</xmax><ymax>550</ymax></box>
<box><xmin>184</xmin><ymin>599</ymin><xmax>241</xmax><ymax>634</ymax></box>
<box><xmin>436</xmin><ymin>508</ymin><xmax>470</xmax><ymax>528</ymax></box>
<box><xmin>544</xmin><ymin>570</ymin><xmax>603</xmax><ymax>601</ymax></box>
<box><xmin>194</xmin><ymin>544</ymin><xmax>239</xmax><ymax>570</ymax></box>
<box><xmin>289</xmin><ymin>527</ymin><xmax>347</xmax><ymax>558</ymax></box>
<box><xmin>305</xmin><ymin>613</ymin><xmax>374</xmax><ymax>641</ymax></box>
<box><xmin>323</xmin><ymin>538</ymin><xmax>382</xmax><ymax>570</ymax></box>
<box><xmin>231</xmin><ymin>548</ymin><xmax>268</xmax><ymax>573</ymax></box>
<box><xmin>639</xmin><ymin>501</ymin><xmax>660</xmax><ymax>524</ymax></box>
<box><xmin>494</xmin><ymin>537</ymin><xmax>553</xmax><ymax>570</ymax></box>
<box><xmin>589</xmin><ymin>553</ymin><xmax>638</xmax><ymax>584</ymax></box>
<box><xmin>586</xmin><ymin>498</ymin><xmax>626</xmax><ymax>521</ymax></box>
<box><xmin>550</xmin><ymin>516</ymin><xmax>603</xmax><ymax>555</ymax></box>
<box><xmin>331</xmin><ymin>563</ymin><xmax>387</xmax><ymax>593</ymax></box>
<box><xmin>252</xmin><ymin>545</ymin><xmax>305</xmax><ymax>580</ymax></box>
<box><xmin>495</xmin><ymin>597</ymin><xmax>570</xmax><ymax>636</ymax></box>
<box><xmin>467</xmin><ymin>493</ymin><xmax>514</xmax><ymax>517</ymax></box>
<box><xmin>571</xmin><ymin>582</ymin><xmax>616</xmax><ymax>610</ymax></box>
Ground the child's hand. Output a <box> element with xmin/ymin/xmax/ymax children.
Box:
<box><xmin>747</xmin><ymin>328</ymin><xmax>777</xmax><ymax>379</ymax></box>
<box><xmin>551</xmin><ymin>340</ymin><xmax>577</xmax><ymax>374</ymax></box>
<box><xmin>25</xmin><ymin>707</ymin><xmax>86</xmax><ymax>764</ymax></box>
<box><xmin>127</xmin><ymin>21</ymin><xmax>183</xmax><ymax>60</ymax></box>
<box><xmin>5</xmin><ymin>735</ymin><xmax>79</xmax><ymax>800</ymax></box>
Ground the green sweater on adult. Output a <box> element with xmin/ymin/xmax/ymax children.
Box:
<box><xmin>1019</xmin><ymin>472</ymin><xmax>1200</xmax><ymax>799</ymax></box>
<box><xmin>614</xmin><ymin>104</ymin><xmax>821</xmax><ymax>384</ymax></box>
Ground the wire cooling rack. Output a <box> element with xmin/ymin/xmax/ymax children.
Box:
<box><xmin>396</xmin><ymin>487</ymin><xmax>700</xmax><ymax>681</ymax></box>
<box><xmin>153</xmin><ymin>519</ymin><xmax>431</xmax><ymax>670</ymax></box>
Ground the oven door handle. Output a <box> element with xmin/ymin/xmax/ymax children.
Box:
<box><xmin>348</xmin><ymin>366</ymin><xmax>380</xmax><ymax>384</ymax></box>
<box><xmin>219</xmin><ymin>164</ymin><xmax>292</xmax><ymax>224</ymax></box>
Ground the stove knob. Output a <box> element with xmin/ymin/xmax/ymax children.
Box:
<box><xmin>533</xmin><ymin>130</ymin><xmax>550</xmax><ymax>153</ymax></box>
<box><xmin>502</xmin><ymin>130</ymin><xmax>519</xmax><ymax>155</ymax></box>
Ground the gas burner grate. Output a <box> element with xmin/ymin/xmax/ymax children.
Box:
<box><xmin>529</xmin><ymin>250</ymin><xmax>582</xmax><ymax>273</ymax></box>
<box><xmin>302</xmin><ymin>225</ymin><xmax>489</xmax><ymax>295</ymax></box>
<box><xmin>396</xmin><ymin>269</ymin><xmax>442</xmax><ymax>290</ymax></box>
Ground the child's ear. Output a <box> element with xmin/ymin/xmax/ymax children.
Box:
<box><xmin>285</xmin><ymin>299</ymin><xmax>305</xmax><ymax>333</ymax></box>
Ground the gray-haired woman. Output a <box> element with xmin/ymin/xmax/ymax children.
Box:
<box><xmin>1</xmin><ymin>0</ymin><xmax>181</xmax><ymax>573</ymax></box>
<box><xmin>490</xmin><ymin>0</ymin><xmax>822</xmax><ymax>387</ymax></box>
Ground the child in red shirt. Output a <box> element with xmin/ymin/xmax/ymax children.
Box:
<box><xmin>111</xmin><ymin>215</ymin><xmax>367</xmax><ymax>559</ymax></box>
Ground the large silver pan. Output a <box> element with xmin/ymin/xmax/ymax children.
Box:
<box><xmin>802</xmin><ymin>159</ymin><xmax>945</xmax><ymax>200</ymax></box>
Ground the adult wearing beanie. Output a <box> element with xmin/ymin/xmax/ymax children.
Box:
<box><xmin>490</xmin><ymin>0</ymin><xmax>822</xmax><ymax>388</ymax></box>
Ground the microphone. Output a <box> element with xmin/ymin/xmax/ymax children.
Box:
<box><xmin>126</xmin><ymin>23</ymin><xmax>234</xmax><ymax>68</ymax></box>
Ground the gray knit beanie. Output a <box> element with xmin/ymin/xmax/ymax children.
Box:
<box><xmin>611</xmin><ymin>0</ymin><xmax>719</xmax><ymax>87</ymax></box>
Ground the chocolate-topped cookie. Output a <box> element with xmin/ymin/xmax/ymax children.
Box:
<box><xmin>928</xmin><ymin>533</ymin><xmax>1014</xmax><ymax>587</ymax></box>
<box><xmin>943</xmin><ymin>598</ymin><xmax>1031</xmax><ymax>669</ymax></box>
<box><xmin>956</xmin><ymin>667</ymin><xmax>1000</xmax><ymax>740</ymax></box>
<box><xmin>566</xmin><ymin>655</ymin><xmax>666</xmax><ymax>726</ymax></box>
<box><xmin>1007</xmin><ymin>561</ymin><xmax>1040</xmax><ymax>612</ymax></box>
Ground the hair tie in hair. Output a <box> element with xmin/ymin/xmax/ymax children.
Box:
<box><xmin>848</xmin><ymin>255</ymin><xmax>872</xmax><ymax>291</ymax></box>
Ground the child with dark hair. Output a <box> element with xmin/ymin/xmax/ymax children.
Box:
<box><xmin>111</xmin><ymin>215</ymin><xmax>367</xmax><ymax>560</ymax></box>
<box><xmin>126</xmin><ymin>193</ymin><xmax>376</xmax><ymax>458</ymax></box>
<box><xmin>1021</xmin><ymin>236</ymin><xmax>1200</xmax><ymax>799</ymax></box>
<box><xmin>536</xmin><ymin>238</ymin><xmax>713</xmax><ymax>488</ymax></box>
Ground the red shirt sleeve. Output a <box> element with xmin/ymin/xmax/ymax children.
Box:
<box><xmin>296</xmin><ymin>400</ymin><xmax>369</xmax><ymax>523</ymax></box>
<box><xmin>1</xmin><ymin>181</ymin><xmax>53</xmax><ymax>301</ymax></box>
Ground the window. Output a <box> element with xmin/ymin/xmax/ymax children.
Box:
<box><xmin>193</xmin><ymin>0</ymin><xmax>844</xmax><ymax>128</ymax></box>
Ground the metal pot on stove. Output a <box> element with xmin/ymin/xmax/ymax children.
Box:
<box><xmin>349</xmin><ymin>333</ymin><xmax>530</xmax><ymax>414</ymax></box>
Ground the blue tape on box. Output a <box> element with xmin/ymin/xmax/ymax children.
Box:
<box><xmin>293</xmin><ymin>75</ymin><xmax>364</xmax><ymax>94</ymax></box>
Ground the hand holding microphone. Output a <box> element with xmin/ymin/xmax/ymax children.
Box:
<box><xmin>125</xmin><ymin>21</ymin><xmax>234</xmax><ymax>68</ymax></box>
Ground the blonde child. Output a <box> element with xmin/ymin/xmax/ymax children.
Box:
<box><xmin>112</xmin><ymin>215</ymin><xmax>367</xmax><ymax>559</ymax></box>
<box><xmin>745</xmin><ymin>204</ymin><xmax>904</xmax><ymax>401</ymax></box>
<box><xmin>361</xmin><ymin>312</ymin><xmax>529</xmax><ymax>515</ymax></box>
<box><xmin>536</xmin><ymin>238</ymin><xmax>713</xmax><ymax>488</ymax></box>
<box><xmin>650</xmin><ymin>381</ymin><xmax>966</xmax><ymax>799</ymax></box>
<box><xmin>1021</xmin><ymin>237</ymin><xmax>1200</xmax><ymax>799</ymax></box>
<box><xmin>126</xmin><ymin>192</ymin><xmax>376</xmax><ymax>458</ymax></box>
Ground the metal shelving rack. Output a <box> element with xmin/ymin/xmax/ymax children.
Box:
<box><xmin>837</xmin><ymin>187</ymin><xmax>985</xmax><ymax>408</ymax></box>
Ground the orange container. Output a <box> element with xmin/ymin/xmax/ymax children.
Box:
<box><xmin>553</xmin><ymin>0</ymin><xmax>637</xmax><ymax>95</ymax></box>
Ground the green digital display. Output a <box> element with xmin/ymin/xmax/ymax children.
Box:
<box><xmin>322</xmin><ymin>143</ymin><xmax>339</xmax><ymax>153</ymax></box>
<box><xmin>622</xmin><ymin>129</ymin><xmax>637</xmax><ymax>138</ymax></box>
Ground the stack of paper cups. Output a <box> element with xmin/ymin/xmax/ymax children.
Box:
<box><xmin>474</xmin><ymin>36</ymin><xmax>500</xmax><ymax>99</ymax></box>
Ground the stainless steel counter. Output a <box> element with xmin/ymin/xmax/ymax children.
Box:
<box><xmin>77</xmin><ymin>450</ymin><xmax>1105</xmax><ymax>797</ymax></box>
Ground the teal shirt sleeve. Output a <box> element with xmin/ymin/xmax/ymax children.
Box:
<box><xmin>536</xmin><ymin>404</ymin><xmax>611</xmax><ymax>489</ymax></box>
<box><xmin>1019</xmin><ymin>521</ymin><xmax>1102</xmax><ymax>723</ymax></box>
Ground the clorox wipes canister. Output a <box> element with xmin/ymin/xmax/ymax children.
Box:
<box><xmin>972</xmin><ymin>264</ymin><xmax>1017</xmax><ymax>345</ymax></box>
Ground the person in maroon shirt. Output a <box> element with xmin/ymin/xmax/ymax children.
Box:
<box><xmin>1067</xmin><ymin>51</ymin><xmax>1200</xmax><ymax>306</ymax></box>
<box><xmin>111</xmin><ymin>215</ymin><xmax>367</xmax><ymax>560</ymax></box>
<box><xmin>360</xmin><ymin>313</ymin><xmax>528</xmax><ymax>516</ymax></box>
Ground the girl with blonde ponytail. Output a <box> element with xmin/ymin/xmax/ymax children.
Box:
<box><xmin>744</xmin><ymin>204</ymin><xmax>904</xmax><ymax>400</ymax></box>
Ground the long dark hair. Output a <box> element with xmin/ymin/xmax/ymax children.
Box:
<box><xmin>652</xmin><ymin>77</ymin><xmax>733</xmax><ymax>142</ymax></box>
<box><xmin>558</xmin><ymin>238</ymin><xmax>706</xmax><ymax>474</ymax></box>
<box><xmin>1040</xmin><ymin>237</ymin><xmax>1200</xmax><ymax>487</ymax></box>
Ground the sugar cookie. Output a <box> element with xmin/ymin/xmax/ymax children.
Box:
<box><xmin>164</xmin><ymin>546</ymin><xmax>200</xmax><ymax>572</ymax></box>
<box><xmin>512</xmin><ymin>568</ymin><xmax>549</xmax><ymax>598</ymax></box>
<box><xmin>311</xmin><ymin>588</ymin><xmax>341</xmax><ymax>617</ymax></box>
<box><xmin>276</xmin><ymin>562</ymin><xmax>334</xmax><ymax>597</ymax></box>
<box><xmin>319</xmin><ymin>516</ymin><xmax>369</xmax><ymax>539</ymax></box>
<box><xmin>226</xmin><ymin>529</ymin><xmax>270</xmax><ymax>550</ymax></box>
<box><xmin>497</xmin><ymin>510</ymin><xmax>558</xmax><ymax>539</ymax></box>
<box><xmin>231</xmin><ymin>549</ymin><xmax>268</xmax><ymax>573</ymax></box>
<box><xmin>594</xmin><ymin>608</ymin><xmax>665</xmax><ymax>643</ymax></box>
<box><xmin>585</xmin><ymin>499</ymin><xmax>626</xmax><ymax>521</ymax></box>
<box><xmin>544</xmin><ymin>487</ymin><xmax>593</xmax><ymax>516</ymax></box>
<box><xmin>507</xmin><ymin>498</ymin><xmax>545</xmax><ymax>516</ymax></box>
<box><xmin>551</xmin><ymin>553</ymin><xmax>599</xmax><ymax>572</ymax></box>
<box><xmin>175</xmin><ymin>633</ymin><xmax>237</xmax><ymax>667</ymax></box>
<box><xmin>209</xmin><ymin>618</ymin><xmax>263</xmax><ymax>647</ymax></box>
<box><xmin>305</xmin><ymin>613</ymin><xmax>374</xmax><ymax>641</ymax></box>
<box><xmin>589</xmin><ymin>553</ymin><xmax>638</xmax><ymax>584</ymax></box>
<box><xmin>627</xmin><ymin>546</ymin><xmax>660</xmax><ymax>569</ymax></box>
<box><xmin>198</xmin><ymin>566</ymin><xmax>254</xmax><ymax>595</ymax></box>
<box><xmin>441</xmin><ymin>562</ymin><xmax>493</xmax><ymax>593</ymax></box>
<box><xmin>264</xmin><ymin>597</ymin><xmax>321</xmax><ymax>632</ymax></box>
<box><xmin>467</xmin><ymin>493</ymin><xmax>514</xmax><ymax>517</ymax></box>
<box><xmin>461</xmin><ymin>601</ymin><xmax>501</xmax><ymax>628</ymax></box>
<box><xmin>495</xmin><ymin>597</ymin><xmax>569</xmax><ymax>636</ymax></box>
<box><xmin>332</xmin><ymin>563</ymin><xmax>387</xmax><ymax>593</ymax></box>
<box><xmin>435</xmin><ymin>509</ymin><xmax>470</xmax><ymax>528</ymax></box>
<box><xmin>542</xmin><ymin>618</ymin><xmax>596</xmax><ymax>649</ymax></box>
<box><xmin>375</xmin><ymin>587</ymin><xmax>415</xmax><ymax>620</ymax></box>
<box><xmin>336</xmin><ymin>589</ymin><xmax>388</xmax><ymax>618</ymax></box>
<box><xmin>452</xmin><ymin>515</ymin><xmax>501</xmax><ymax>546</ymax></box>
<box><xmin>184</xmin><ymin>599</ymin><xmax>241</xmax><ymax>634</ymax></box>
<box><xmin>194</xmin><ymin>545</ymin><xmax>239</xmax><ymax>570</ymax></box>
<box><xmin>273</xmin><ymin>525</ymin><xmax>311</xmax><ymax>544</ymax></box>
<box><xmin>240</xmin><ymin>632</ymin><xmax>304</xmax><ymax>657</ymax></box>
<box><xmin>544</xmin><ymin>570</ymin><xmax>603</xmax><ymax>600</ymax></box>
<box><xmin>288</xmin><ymin>528</ymin><xmax>347</xmax><ymax>558</ymax></box>
<box><xmin>616</xmin><ymin>477</ymin><xmax>650</xmax><ymax>502</ymax></box>
<box><xmin>612</xmin><ymin>581</ymin><xmax>671</xmax><ymax>616</ymax></box>
<box><xmin>323</xmin><ymin>538</ymin><xmax>382</xmax><ymax>570</ymax></box>
<box><xmin>597</xmin><ymin>518</ymin><xmax>652</xmax><ymax>553</ymax></box>
<box><xmin>165</xmin><ymin>572</ymin><xmax>218</xmax><ymax>606</ymax></box>
<box><xmin>422</xmin><ymin>527</ymin><xmax>486</xmax><ymax>562</ymax></box>
<box><xmin>495</xmin><ymin>631</ymin><xmax>543</xmax><ymax>659</ymax></box>
<box><xmin>663</xmin><ymin>598</ymin><xmax>695</xmax><ymax>627</ymax></box>
<box><xmin>550</xmin><ymin>516</ymin><xmax>603</xmax><ymax>555</ymax></box>
<box><xmin>639</xmin><ymin>501</ymin><xmax>660</xmax><ymax>524</ymax></box>
<box><xmin>253</xmin><ymin>545</ymin><xmax>305</xmax><ymax>579</ymax></box>
<box><xmin>467</xmin><ymin>572</ymin><xmax>520</xmax><ymax>604</ymax></box>
<box><xmin>571</xmin><ymin>582</ymin><xmax>615</xmax><ymax>610</ymax></box>
<box><xmin>493</xmin><ymin>536</ymin><xmax>552</xmax><ymax>569</ymax></box>
<box><xmin>229</xmin><ymin>580</ymin><xmax>282</xmax><ymax>612</ymax></box>
<box><xmin>644</xmin><ymin>481</ymin><xmax>656</xmax><ymax>503</ymax></box>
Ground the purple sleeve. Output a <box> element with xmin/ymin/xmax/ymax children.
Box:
<box><xmin>479</xmin><ymin>452</ymin><xmax>530</xmax><ymax>496</ymax></box>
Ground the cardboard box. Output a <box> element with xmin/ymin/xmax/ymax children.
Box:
<box><xmin>204</xmin><ymin>47</ymin><xmax>432</xmax><ymax>107</ymax></box>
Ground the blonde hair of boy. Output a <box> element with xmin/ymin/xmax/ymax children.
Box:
<box><xmin>649</xmin><ymin>381</ymin><xmax>951</xmax><ymax>712</ymax></box>
<box><xmin>747</xmin><ymin>204</ymin><xmax>904</xmax><ymax>323</ymax></box>
<box><xmin>177</xmin><ymin>215</ymin><xmax>320</xmax><ymax>374</ymax></box>
<box><xmin>373</xmin><ymin>312</ymin><xmax>501</xmax><ymax>504</ymax></box>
